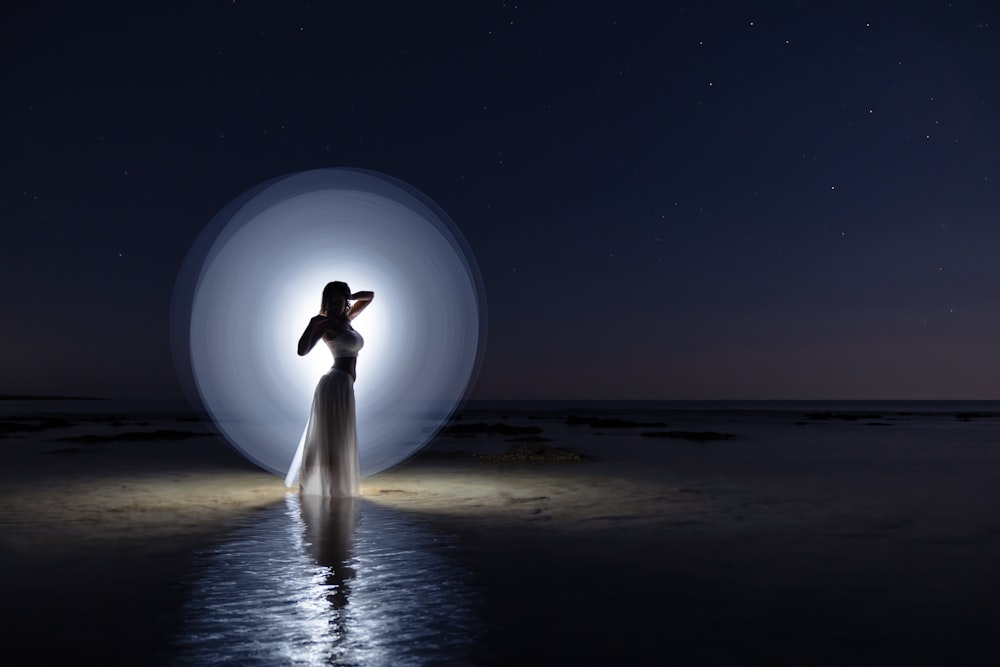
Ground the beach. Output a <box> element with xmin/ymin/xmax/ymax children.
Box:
<box><xmin>2</xmin><ymin>401</ymin><xmax>1000</xmax><ymax>665</ymax></box>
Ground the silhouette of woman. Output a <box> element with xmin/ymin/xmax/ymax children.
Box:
<box><xmin>295</xmin><ymin>281</ymin><xmax>374</xmax><ymax>497</ymax></box>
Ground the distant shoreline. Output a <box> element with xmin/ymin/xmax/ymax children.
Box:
<box><xmin>0</xmin><ymin>395</ymin><xmax>106</xmax><ymax>401</ymax></box>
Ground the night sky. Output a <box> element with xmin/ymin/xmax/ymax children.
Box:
<box><xmin>3</xmin><ymin>2</ymin><xmax>999</xmax><ymax>401</ymax></box>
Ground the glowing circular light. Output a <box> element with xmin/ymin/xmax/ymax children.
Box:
<box><xmin>170</xmin><ymin>169</ymin><xmax>486</xmax><ymax>478</ymax></box>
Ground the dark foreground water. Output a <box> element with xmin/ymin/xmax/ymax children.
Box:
<box><xmin>169</xmin><ymin>496</ymin><xmax>480</xmax><ymax>666</ymax></box>
<box><xmin>5</xmin><ymin>399</ymin><xmax>1000</xmax><ymax>665</ymax></box>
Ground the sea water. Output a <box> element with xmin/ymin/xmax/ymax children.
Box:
<box><xmin>168</xmin><ymin>496</ymin><xmax>481</xmax><ymax>666</ymax></box>
<box><xmin>5</xmin><ymin>398</ymin><xmax>1000</xmax><ymax>664</ymax></box>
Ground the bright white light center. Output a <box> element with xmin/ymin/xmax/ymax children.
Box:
<box><xmin>173</xmin><ymin>170</ymin><xmax>486</xmax><ymax>477</ymax></box>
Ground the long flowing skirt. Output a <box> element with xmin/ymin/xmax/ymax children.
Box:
<box><xmin>299</xmin><ymin>368</ymin><xmax>360</xmax><ymax>497</ymax></box>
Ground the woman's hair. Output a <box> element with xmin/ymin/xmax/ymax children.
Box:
<box><xmin>320</xmin><ymin>281</ymin><xmax>352</xmax><ymax>317</ymax></box>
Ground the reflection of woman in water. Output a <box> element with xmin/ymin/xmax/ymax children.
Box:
<box><xmin>296</xmin><ymin>281</ymin><xmax>374</xmax><ymax>497</ymax></box>
<box><xmin>299</xmin><ymin>496</ymin><xmax>360</xmax><ymax>609</ymax></box>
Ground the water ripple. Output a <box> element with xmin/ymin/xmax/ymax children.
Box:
<box><xmin>171</xmin><ymin>495</ymin><xmax>481</xmax><ymax>665</ymax></box>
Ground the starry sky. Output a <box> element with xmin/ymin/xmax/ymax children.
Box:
<box><xmin>2</xmin><ymin>1</ymin><xmax>999</xmax><ymax>401</ymax></box>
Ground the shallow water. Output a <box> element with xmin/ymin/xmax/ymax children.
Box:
<box><xmin>6</xmin><ymin>399</ymin><xmax>1000</xmax><ymax>664</ymax></box>
<box><xmin>169</xmin><ymin>496</ymin><xmax>481</xmax><ymax>666</ymax></box>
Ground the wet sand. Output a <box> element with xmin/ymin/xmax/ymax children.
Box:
<box><xmin>2</xmin><ymin>409</ymin><xmax>1000</xmax><ymax>664</ymax></box>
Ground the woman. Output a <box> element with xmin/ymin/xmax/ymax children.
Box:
<box><xmin>296</xmin><ymin>281</ymin><xmax>374</xmax><ymax>497</ymax></box>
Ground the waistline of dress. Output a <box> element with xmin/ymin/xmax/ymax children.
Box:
<box><xmin>325</xmin><ymin>366</ymin><xmax>355</xmax><ymax>380</ymax></box>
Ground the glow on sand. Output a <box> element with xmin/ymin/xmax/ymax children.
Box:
<box><xmin>171</xmin><ymin>169</ymin><xmax>486</xmax><ymax>478</ymax></box>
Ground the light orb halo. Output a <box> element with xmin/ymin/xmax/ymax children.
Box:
<box><xmin>170</xmin><ymin>168</ymin><xmax>486</xmax><ymax>477</ymax></box>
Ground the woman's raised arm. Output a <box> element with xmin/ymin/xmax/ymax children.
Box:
<box><xmin>347</xmin><ymin>291</ymin><xmax>374</xmax><ymax>321</ymax></box>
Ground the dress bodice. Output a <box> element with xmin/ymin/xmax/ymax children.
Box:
<box><xmin>324</xmin><ymin>328</ymin><xmax>364</xmax><ymax>359</ymax></box>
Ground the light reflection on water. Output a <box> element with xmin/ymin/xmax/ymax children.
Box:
<box><xmin>172</xmin><ymin>495</ymin><xmax>481</xmax><ymax>665</ymax></box>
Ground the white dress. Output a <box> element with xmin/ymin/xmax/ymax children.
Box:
<box><xmin>298</xmin><ymin>329</ymin><xmax>363</xmax><ymax>497</ymax></box>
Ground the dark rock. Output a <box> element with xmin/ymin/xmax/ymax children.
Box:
<box><xmin>413</xmin><ymin>449</ymin><xmax>473</xmax><ymax>460</ymax></box>
<box><xmin>440</xmin><ymin>422</ymin><xmax>543</xmax><ymax>436</ymax></box>
<box><xmin>805</xmin><ymin>412</ymin><xmax>882</xmax><ymax>421</ymax></box>
<box><xmin>57</xmin><ymin>429</ymin><xmax>212</xmax><ymax>443</ymax></box>
<box><xmin>0</xmin><ymin>418</ymin><xmax>75</xmax><ymax>435</ymax></box>
<box><xmin>565</xmin><ymin>415</ymin><xmax>668</xmax><ymax>428</ymax></box>
<box><xmin>640</xmin><ymin>431</ymin><xmax>736</xmax><ymax>441</ymax></box>
<box><xmin>477</xmin><ymin>443</ymin><xmax>590</xmax><ymax>462</ymax></box>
